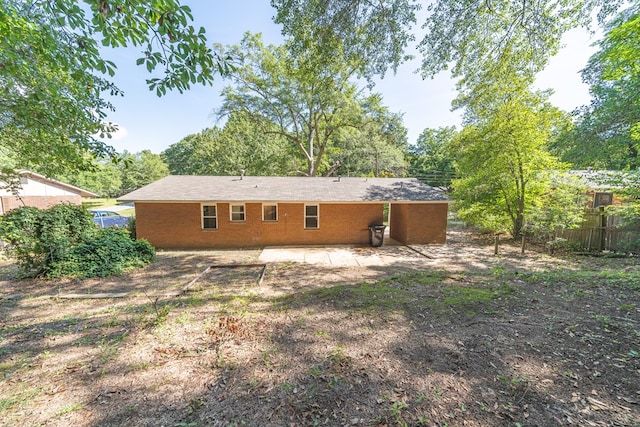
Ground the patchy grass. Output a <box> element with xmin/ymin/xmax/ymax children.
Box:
<box><xmin>0</xmin><ymin>386</ymin><xmax>42</xmax><ymax>412</ymax></box>
<box><xmin>440</xmin><ymin>284</ymin><xmax>513</xmax><ymax>306</ymax></box>
<box><xmin>82</xmin><ymin>198</ymin><xmax>118</xmax><ymax>209</ymax></box>
<box><xmin>1</xmin><ymin>240</ymin><xmax>639</xmax><ymax>427</ymax></box>
<box><xmin>277</xmin><ymin>271</ymin><xmax>449</xmax><ymax>312</ymax></box>
<box><xmin>515</xmin><ymin>269</ymin><xmax>640</xmax><ymax>290</ymax></box>
<box><xmin>56</xmin><ymin>402</ymin><xmax>85</xmax><ymax>416</ymax></box>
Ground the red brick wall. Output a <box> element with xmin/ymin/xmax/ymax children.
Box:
<box><xmin>1</xmin><ymin>195</ymin><xmax>83</xmax><ymax>213</ymax></box>
<box><xmin>135</xmin><ymin>202</ymin><xmax>385</xmax><ymax>249</ymax></box>
<box><xmin>390</xmin><ymin>203</ymin><xmax>448</xmax><ymax>244</ymax></box>
<box><xmin>389</xmin><ymin>203</ymin><xmax>409</xmax><ymax>244</ymax></box>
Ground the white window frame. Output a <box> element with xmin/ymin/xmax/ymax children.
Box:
<box><xmin>201</xmin><ymin>203</ymin><xmax>217</xmax><ymax>230</ymax></box>
<box><xmin>304</xmin><ymin>204</ymin><xmax>319</xmax><ymax>229</ymax></box>
<box><xmin>230</xmin><ymin>203</ymin><xmax>246</xmax><ymax>222</ymax></box>
<box><xmin>262</xmin><ymin>203</ymin><xmax>278</xmax><ymax>222</ymax></box>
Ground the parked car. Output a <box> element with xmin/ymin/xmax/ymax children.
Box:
<box><xmin>89</xmin><ymin>210</ymin><xmax>131</xmax><ymax>228</ymax></box>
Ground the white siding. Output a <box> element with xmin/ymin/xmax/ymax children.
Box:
<box><xmin>0</xmin><ymin>177</ymin><xmax>79</xmax><ymax>197</ymax></box>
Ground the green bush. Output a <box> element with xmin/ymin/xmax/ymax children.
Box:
<box><xmin>126</xmin><ymin>216</ymin><xmax>137</xmax><ymax>239</ymax></box>
<box><xmin>48</xmin><ymin>228</ymin><xmax>155</xmax><ymax>278</ymax></box>
<box><xmin>0</xmin><ymin>206</ymin><xmax>43</xmax><ymax>272</ymax></box>
<box><xmin>1</xmin><ymin>204</ymin><xmax>94</xmax><ymax>276</ymax></box>
<box><xmin>38</xmin><ymin>204</ymin><xmax>96</xmax><ymax>267</ymax></box>
<box><xmin>0</xmin><ymin>204</ymin><xmax>154</xmax><ymax>278</ymax></box>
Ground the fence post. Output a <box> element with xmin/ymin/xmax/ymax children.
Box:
<box><xmin>599</xmin><ymin>206</ymin><xmax>606</xmax><ymax>251</ymax></box>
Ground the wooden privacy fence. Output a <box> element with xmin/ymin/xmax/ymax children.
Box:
<box><xmin>556</xmin><ymin>209</ymin><xmax>640</xmax><ymax>253</ymax></box>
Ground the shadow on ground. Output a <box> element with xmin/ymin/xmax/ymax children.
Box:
<box><xmin>1</xmin><ymin>229</ymin><xmax>639</xmax><ymax>426</ymax></box>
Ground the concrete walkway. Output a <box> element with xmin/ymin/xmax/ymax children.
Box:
<box><xmin>258</xmin><ymin>244</ymin><xmax>429</xmax><ymax>267</ymax></box>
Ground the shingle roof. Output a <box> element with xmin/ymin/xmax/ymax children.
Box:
<box><xmin>567</xmin><ymin>170</ymin><xmax>635</xmax><ymax>190</ymax></box>
<box><xmin>11</xmin><ymin>170</ymin><xmax>99</xmax><ymax>198</ymax></box>
<box><xmin>118</xmin><ymin>176</ymin><xmax>451</xmax><ymax>203</ymax></box>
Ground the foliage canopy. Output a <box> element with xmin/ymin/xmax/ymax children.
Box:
<box><xmin>408</xmin><ymin>127</ymin><xmax>458</xmax><ymax>188</ymax></box>
<box><xmin>451</xmin><ymin>72</ymin><xmax>574</xmax><ymax>237</ymax></box>
<box><xmin>217</xmin><ymin>33</ymin><xmax>408</xmax><ymax>177</ymax></box>
<box><xmin>272</xmin><ymin>0</ymin><xmax>623</xmax><ymax>83</ymax></box>
<box><xmin>0</xmin><ymin>0</ymin><xmax>227</xmax><ymax>177</ymax></box>
<box><xmin>553</xmin><ymin>4</ymin><xmax>640</xmax><ymax>169</ymax></box>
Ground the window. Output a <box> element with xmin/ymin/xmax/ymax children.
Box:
<box><xmin>594</xmin><ymin>192</ymin><xmax>613</xmax><ymax>208</ymax></box>
<box><xmin>202</xmin><ymin>204</ymin><xmax>217</xmax><ymax>229</ymax></box>
<box><xmin>230</xmin><ymin>204</ymin><xmax>245</xmax><ymax>221</ymax></box>
<box><xmin>263</xmin><ymin>204</ymin><xmax>278</xmax><ymax>221</ymax></box>
<box><xmin>305</xmin><ymin>204</ymin><xmax>319</xmax><ymax>229</ymax></box>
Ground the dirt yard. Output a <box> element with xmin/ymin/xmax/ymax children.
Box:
<box><xmin>1</xmin><ymin>228</ymin><xmax>639</xmax><ymax>427</ymax></box>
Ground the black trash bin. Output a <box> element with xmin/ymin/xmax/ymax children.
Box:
<box><xmin>368</xmin><ymin>225</ymin><xmax>386</xmax><ymax>247</ymax></box>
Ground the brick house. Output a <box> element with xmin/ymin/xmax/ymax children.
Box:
<box><xmin>118</xmin><ymin>176</ymin><xmax>452</xmax><ymax>249</ymax></box>
<box><xmin>0</xmin><ymin>170</ymin><xmax>98</xmax><ymax>214</ymax></box>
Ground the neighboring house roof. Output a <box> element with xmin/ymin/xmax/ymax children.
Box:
<box><xmin>0</xmin><ymin>170</ymin><xmax>99</xmax><ymax>198</ymax></box>
<box><xmin>566</xmin><ymin>170</ymin><xmax>635</xmax><ymax>191</ymax></box>
<box><xmin>118</xmin><ymin>176</ymin><xmax>452</xmax><ymax>203</ymax></box>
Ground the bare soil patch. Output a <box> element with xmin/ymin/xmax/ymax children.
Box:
<box><xmin>1</xmin><ymin>228</ymin><xmax>639</xmax><ymax>426</ymax></box>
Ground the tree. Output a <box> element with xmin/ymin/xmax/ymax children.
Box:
<box><xmin>0</xmin><ymin>0</ymin><xmax>228</xmax><ymax>178</ymax></box>
<box><xmin>553</xmin><ymin>5</ymin><xmax>640</xmax><ymax>169</ymax></box>
<box><xmin>451</xmin><ymin>74</ymin><xmax>569</xmax><ymax>237</ymax></box>
<box><xmin>408</xmin><ymin>126</ymin><xmax>458</xmax><ymax>187</ymax></box>
<box><xmin>272</xmin><ymin>0</ymin><xmax>623</xmax><ymax>82</ymax></box>
<box><xmin>216</xmin><ymin>112</ymin><xmax>296</xmax><ymax>176</ymax></box>
<box><xmin>217</xmin><ymin>33</ymin><xmax>369</xmax><ymax>176</ymax></box>
<box><xmin>162</xmin><ymin>128</ymin><xmax>225</xmax><ymax>175</ymax></box>
<box><xmin>118</xmin><ymin>150</ymin><xmax>169</xmax><ymax>193</ymax></box>
<box><xmin>526</xmin><ymin>172</ymin><xmax>587</xmax><ymax>241</ymax></box>
<box><xmin>331</xmin><ymin>95</ymin><xmax>409</xmax><ymax>177</ymax></box>
<box><xmin>272</xmin><ymin>0</ymin><xmax>419</xmax><ymax>80</ymax></box>
<box><xmin>57</xmin><ymin>158</ymin><xmax>123</xmax><ymax>198</ymax></box>
<box><xmin>162</xmin><ymin>113</ymin><xmax>294</xmax><ymax>176</ymax></box>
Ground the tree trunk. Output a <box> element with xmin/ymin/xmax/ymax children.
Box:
<box><xmin>513</xmin><ymin>215</ymin><xmax>524</xmax><ymax>238</ymax></box>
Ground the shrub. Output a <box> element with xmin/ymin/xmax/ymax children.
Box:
<box><xmin>0</xmin><ymin>206</ymin><xmax>44</xmax><ymax>273</ymax></box>
<box><xmin>37</xmin><ymin>203</ymin><xmax>96</xmax><ymax>267</ymax></box>
<box><xmin>546</xmin><ymin>237</ymin><xmax>582</xmax><ymax>254</ymax></box>
<box><xmin>126</xmin><ymin>216</ymin><xmax>137</xmax><ymax>239</ymax></box>
<box><xmin>0</xmin><ymin>204</ymin><xmax>95</xmax><ymax>276</ymax></box>
<box><xmin>0</xmin><ymin>204</ymin><xmax>154</xmax><ymax>278</ymax></box>
<box><xmin>48</xmin><ymin>228</ymin><xmax>155</xmax><ymax>278</ymax></box>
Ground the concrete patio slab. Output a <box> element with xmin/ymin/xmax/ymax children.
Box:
<box><xmin>258</xmin><ymin>244</ymin><xmax>429</xmax><ymax>267</ymax></box>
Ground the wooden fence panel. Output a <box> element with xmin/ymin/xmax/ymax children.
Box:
<box><xmin>556</xmin><ymin>209</ymin><xmax>640</xmax><ymax>253</ymax></box>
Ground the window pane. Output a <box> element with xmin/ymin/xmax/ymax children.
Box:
<box><xmin>203</xmin><ymin>217</ymin><xmax>217</xmax><ymax>229</ymax></box>
<box><xmin>305</xmin><ymin>217</ymin><xmax>318</xmax><ymax>229</ymax></box>
<box><xmin>231</xmin><ymin>205</ymin><xmax>245</xmax><ymax>221</ymax></box>
<box><xmin>203</xmin><ymin>205</ymin><xmax>217</xmax><ymax>229</ymax></box>
<box><xmin>264</xmin><ymin>205</ymin><xmax>277</xmax><ymax>221</ymax></box>
<box><xmin>305</xmin><ymin>205</ymin><xmax>318</xmax><ymax>216</ymax></box>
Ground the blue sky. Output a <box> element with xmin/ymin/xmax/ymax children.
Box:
<box><xmin>101</xmin><ymin>2</ymin><xmax>601</xmax><ymax>154</ymax></box>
